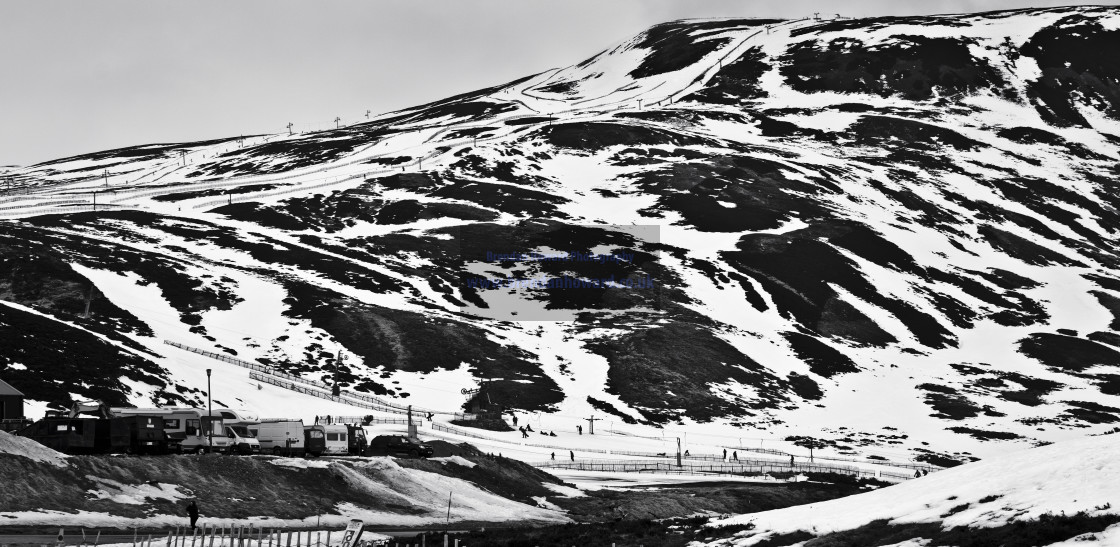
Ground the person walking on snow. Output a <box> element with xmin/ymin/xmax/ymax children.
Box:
<box><xmin>790</xmin><ymin>455</ymin><xmax>794</xmax><ymax>467</ymax></box>
<box><xmin>186</xmin><ymin>500</ymin><xmax>200</xmax><ymax>529</ymax></box>
<box><xmin>723</xmin><ymin>448</ymin><xmax>727</xmax><ymax>461</ymax></box>
<box><xmin>551</xmin><ymin>452</ymin><xmax>555</xmax><ymax>460</ymax></box>
<box><xmin>570</xmin><ymin>450</ymin><xmax>575</xmax><ymax>462</ymax></box>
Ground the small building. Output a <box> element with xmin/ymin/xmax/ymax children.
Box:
<box><xmin>0</xmin><ymin>379</ymin><xmax>25</xmax><ymax>421</ymax></box>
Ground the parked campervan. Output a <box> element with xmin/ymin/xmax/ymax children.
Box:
<box><xmin>253</xmin><ymin>419</ymin><xmax>306</xmax><ymax>456</ymax></box>
<box><xmin>215</xmin><ymin>408</ymin><xmax>261</xmax><ymax>455</ymax></box>
<box><xmin>113</xmin><ymin>407</ymin><xmax>230</xmax><ymax>453</ymax></box>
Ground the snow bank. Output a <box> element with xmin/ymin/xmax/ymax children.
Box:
<box><xmin>267</xmin><ymin>457</ymin><xmax>332</xmax><ymax>469</ymax></box>
<box><xmin>531</xmin><ymin>496</ymin><xmax>563</xmax><ymax>511</ymax></box>
<box><xmin>86</xmin><ymin>477</ymin><xmax>190</xmax><ymax>505</ymax></box>
<box><xmin>705</xmin><ymin>434</ymin><xmax>1120</xmax><ymax>545</ymax></box>
<box><xmin>542</xmin><ymin>482</ymin><xmax>586</xmax><ymax>498</ymax></box>
<box><xmin>429</xmin><ymin>455</ymin><xmax>476</xmax><ymax>468</ymax></box>
<box><xmin>0</xmin><ymin>430</ymin><xmax>69</xmax><ymax>467</ymax></box>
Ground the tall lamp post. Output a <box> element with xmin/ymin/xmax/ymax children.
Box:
<box><xmin>206</xmin><ymin>369</ymin><xmax>212</xmax><ymax>451</ymax></box>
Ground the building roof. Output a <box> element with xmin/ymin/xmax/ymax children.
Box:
<box><xmin>0</xmin><ymin>379</ymin><xmax>24</xmax><ymax>397</ymax></box>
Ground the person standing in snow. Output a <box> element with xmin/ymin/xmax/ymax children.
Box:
<box><xmin>733</xmin><ymin>451</ymin><xmax>738</xmax><ymax>461</ymax></box>
<box><xmin>577</xmin><ymin>425</ymin><xmax>582</xmax><ymax>435</ymax></box>
<box><xmin>790</xmin><ymin>455</ymin><xmax>794</xmax><ymax>467</ymax></box>
<box><xmin>723</xmin><ymin>448</ymin><xmax>727</xmax><ymax>461</ymax></box>
<box><xmin>186</xmin><ymin>500</ymin><xmax>199</xmax><ymax>529</ymax></box>
<box><xmin>551</xmin><ymin>452</ymin><xmax>555</xmax><ymax>460</ymax></box>
<box><xmin>570</xmin><ymin>450</ymin><xmax>574</xmax><ymax>462</ymax></box>
<box><xmin>512</xmin><ymin>415</ymin><xmax>518</xmax><ymax>427</ymax></box>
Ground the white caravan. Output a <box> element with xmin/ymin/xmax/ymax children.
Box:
<box><xmin>321</xmin><ymin>424</ymin><xmax>349</xmax><ymax>455</ymax></box>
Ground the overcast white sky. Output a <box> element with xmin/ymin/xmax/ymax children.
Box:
<box><xmin>0</xmin><ymin>0</ymin><xmax>1109</xmax><ymax>166</ymax></box>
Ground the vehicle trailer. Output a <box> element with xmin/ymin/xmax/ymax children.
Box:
<box><xmin>117</xmin><ymin>414</ymin><xmax>167</xmax><ymax>454</ymax></box>
<box><xmin>303</xmin><ymin>424</ymin><xmax>327</xmax><ymax>457</ymax></box>
<box><xmin>319</xmin><ymin>424</ymin><xmax>349</xmax><ymax>455</ymax></box>
<box><xmin>18</xmin><ymin>417</ymin><xmax>130</xmax><ymax>455</ymax></box>
<box><xmin>253</xmin><ymin>419</ymin><xmax>306</xmax><ymax>456</ymax></box>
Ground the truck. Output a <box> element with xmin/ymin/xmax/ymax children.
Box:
<box><xmin>112</xmin><ymin>407</ymin><xmax>230</xmax><ymax>454</ymax></box>
<box><xmin>345</xmin><ymin>424</ymin><xmax>368</xmax><ymax>456</ymax></box>
<box><xmin>252</xmin><ymin>419</ymin><xmax>306</xmax><ymax>456</ymax></box>
<box><xmin>18</xmin><ymin>416</ymin><xmax>130</xmax><ymax>454</ymax></box>
<box><xmin>18</xmin><ymin>400</ymin><xmax>139</xmax><ymax>455</ymax></box>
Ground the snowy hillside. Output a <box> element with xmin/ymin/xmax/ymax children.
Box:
<box><xmin>700</xmin><ymin>432</ymin><xmax>1120</xmax><ymax>546</ymax></box>
<box><xmin>2</xmin><ymin>6</ymin><xmax>1120</xmax><ymax>466</ymax></box>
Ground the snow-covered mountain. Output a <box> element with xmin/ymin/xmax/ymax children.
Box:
<box><xmin>701</xmin><ymin>432</ymin><xmax>1120</xmax><ymax>546</ymax></box>
<box><xmin>2</xmin><ymin>6</ymin><xmax>1120</xmax><ymax>465</ymax></box>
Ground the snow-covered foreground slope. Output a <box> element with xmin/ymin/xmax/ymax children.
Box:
<box><xmin>2</xmin><ymin>6</ymin><xmax>1120</xmax><ymax>469</ymax></box>
<box><xmin>700</xmin><ymin>432</ymin><xmax>1120</xmax><ymax>546</ymax></box>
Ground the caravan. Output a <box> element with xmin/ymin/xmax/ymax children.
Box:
<box><xmin>303</xmin><ymin>424</ymin><xmax>345</xmax><ymax>456</ymax></box>
<box><xmin>321</xmin><ymin>424</ymin><xmax>349</xmax><ymax>455</ymax></box>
